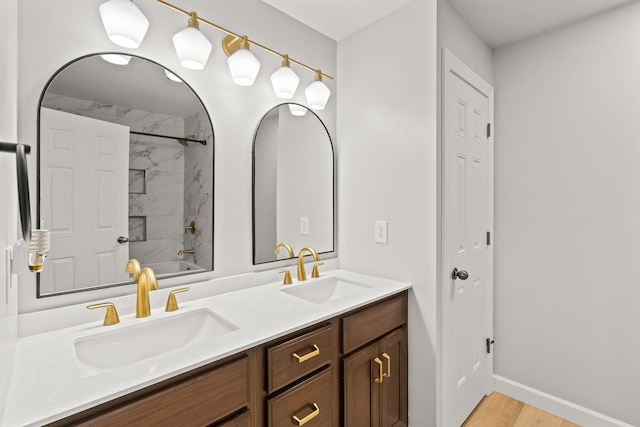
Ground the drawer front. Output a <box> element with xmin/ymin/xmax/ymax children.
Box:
<box><xmin>216</xmin><ymin>410</ymin><xmax>250</xmax><ymax>427</ymax></box>
<box><xmin>268</xmin><ymin>325</ymin><xmax>333</xmax><ymax>393</ymax></box>
<box><xmin>268</xmin><ymin>367</ymin><xmax>334</xmax><ymax>427</ymax></box>
<box><xmin>342</xmin><ymin>293</ymin><xmax>406</xmax><ymax>354</ymax></box>
<box><xmin>79</xmin><ymin>356</ymin><xmax>249</xmax><ymax>427</ymax></box>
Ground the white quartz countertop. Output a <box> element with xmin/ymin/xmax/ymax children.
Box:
<box><xmin>3</xmin><ymin>269</ymin><xmax>410</xmax><ymax>427</ymax></box>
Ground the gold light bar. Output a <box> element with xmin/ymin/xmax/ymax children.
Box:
<box><xmin>155</xmin><ymin>0</ymin><xmax>334</xmax><ymax>80</ymax></box>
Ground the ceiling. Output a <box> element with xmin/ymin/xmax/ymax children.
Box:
<box><xmin>263</xmin><ymin>0</ymin><xmax>638</xmax><ymax>46</ymax></box>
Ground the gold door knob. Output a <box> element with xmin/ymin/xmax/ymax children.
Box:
<box><xmin>165</xmin><ymin>287</ymin><xmax>190</xmax><ymax>312</ymax></box>
<box><xmin>87</xmin><ymin>302</ymin><xmax>120</xmax><ymax>326</ymax></box>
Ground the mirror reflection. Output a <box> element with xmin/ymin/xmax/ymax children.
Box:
<box><xmin>253</xmin><ymin>103</ymin><xmax>334</xmax><ymax>264</ymax></box>
<box><xmin>38</xmin><ymin>54</ymin><xmax>214</xmax><ymax>296</ymax></box>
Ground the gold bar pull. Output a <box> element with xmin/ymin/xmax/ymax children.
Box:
<box><xmin>165</xmin><ymin>287</ymin><xmax>190</xmax><ymax>312</ymax></box>
<box><xmin>292</xmin><ymin>403</ymin><xmax>320</xmax><ymax>426</ymax></box>
<box><xmin>87</xmin><ymin>302</ymin><xmax>120</xmax><ymax>326</ymax></box>
<box><xmin>374</xmin><ymin>357</ymin><xmax>384</xmax><ymax>383</ymax></box>
<box><xmin>382</xmin><ymin>352</ymin><xmax>391</xmax><ymax>378</ymax></box>
<box><xmin>292</xmin><ymin>344</ymin><xmax>320</xmax><ymax>363</ymax></box>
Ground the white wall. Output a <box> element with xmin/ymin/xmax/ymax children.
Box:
<box><xmin>337</xmin><ymin>0</ymin><xmax>438</xmax><ymax>425</ymax></box>
<box><xmin>17</xmin><ymin>0</ymin><xmax>336</xmax><ymax>312</ymax></box>
<box><xmin>493</xmin><ymin>3</ymin><xmax>640</xmax><ymax>425</ymax></box>
<box><xmin>0</xmin><ymin>0</ymin><xmax>20</xmax><ymax>421</ymax></box>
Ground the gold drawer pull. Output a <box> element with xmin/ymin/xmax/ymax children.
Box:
<box><xmin>292</xmin><ymin>403</ymin><xmax>320</xmax><ymax>426</ymax></box>
<box><xmin>293</xmin><ymin>344</ymin><xmax>320</xmax><ymax>363</ymax></box>
<box><xmin>382</xmin><ymin>352</ymin><xmax>391</xmax><ymax>378</ymax></box>
<box><xmin>374</xmin><ymin>357</ymin><xmax>384</xmax><ymax>383</ymax></box>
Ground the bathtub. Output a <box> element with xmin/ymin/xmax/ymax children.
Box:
<box><xmin>142</xmin><ymin>260</ymin><xmax>205</xmax><ymax>276</ymax></box>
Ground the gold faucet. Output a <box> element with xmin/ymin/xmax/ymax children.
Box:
<box><xmin>178</xmin><ymin>249</ymin><xmax>195</xmax><ymax>256</ymax></box>
<box><xmin>125</xmin><ymin>258</ymin><xmax>142</xmax><ymax>281</ymax></box>
<box><xmin>136</xmin><ymin>267</ymin><xmax>158</xmax><ymax>318</ymax></box>
<box><xmin>297</xmin><ymin>247</ymin><xmax>320</xmax><ymax>282</ymax></box>
<box><xmin>274</xmin><ymin>242</ymin><xmax>294</xmax><ymax>259</ymax></box>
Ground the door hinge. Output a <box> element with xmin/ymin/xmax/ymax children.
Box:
<box><xmin>487</xmin><ymin>123</ymin><xmax>491</xmax><ymax>138</ymax></box>
<box><xmin>486</xmin><ymin>231</ymin><xmax>491</xmax><ymax>246</ymax></box>
<box><xmin>486</xmin><ymin>338</ymin><xmax>495</xmax><ymax>354</ymax></box>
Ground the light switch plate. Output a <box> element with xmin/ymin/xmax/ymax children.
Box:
<box><xmin>375</xmin><ymin>220</ymin><xmax>388</xmax><ymax>244</ymax></box>
<box><xmin>300</xmin><ymin>217</ymin><xmax>309</xmax><ymax>235</ymax></box>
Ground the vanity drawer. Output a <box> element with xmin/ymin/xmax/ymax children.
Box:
<box><xmin>77</xmin><ymin>356</ymin><xmax>249</xmax><ymax>427</ymax></box>
<box><xmin>267</xmin><ymin>367</ymin><xmax>334</xmax><ymax>427</ymax></box>
<box><xmin>216</xmin><ymin>410</ymin><xmax>250</xmax><ymax>426</ymax></box>
<box><xmin>267</xmin><ymin>325</ymin><xmax>334</xmax><ymax>393</ymax></box>
<box><xmin>342</xmin><ymin>293</ymin><xmax>407</xmax><ymax>354</ymax></box>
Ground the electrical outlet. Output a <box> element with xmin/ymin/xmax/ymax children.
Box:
<box><xmin>300</xmin><ymin>216</ymin><xmax>309</xmax><ymax>235</ymax></box>
<box><xmin>375</xmin><ymin>220</ymin><xmax>388</xmax><ymax>244</ymax></box>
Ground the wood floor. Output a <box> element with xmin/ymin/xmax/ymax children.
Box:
<box><xmin>462</xmin><ymin>392</ymin><xmax>581</xmax><ymax>427</ymax></box>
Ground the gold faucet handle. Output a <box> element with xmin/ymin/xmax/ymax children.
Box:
<box><xmin>165</xmin><ymin>287</ymin><xmax>190</xmax><ymax>312</ymax></box>
<box><xmin>311</xmin><ymin>262</ymin><xmax>324</xmax><ymax>278</ymax></box>
<box><xmin>87</xmin><ymin>302</ymin><xmax>120</xmax><ymax>326</ymax></box>
<box><xmin>278</xmin><ymin>269</ymin><xmax>293</xmax><ymax>285</ymax></box>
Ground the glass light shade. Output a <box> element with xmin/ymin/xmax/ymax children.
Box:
<box><xmin>99</xmin><ymin>0</ymin><xmax>149</xmax><ymax>49</ymax></box>
<box><xmin>305</xmin><ymin>80</ymin><xmax>331</xmax><ymax>110</ymax></box>
<box><xmin>172</xmin><ymin>27</ymin><xmax>212</xmax><ymax>70</ymax></box>
<box><xmin>227</xmin><ymin>48</ymin><xmax>261</xmax><ymax>86</ymax></box>
<box><xmin>288</xmin><ymin>104</ymin><xmax>308</xmax><ymax>116</ymax></box>
<box><xmin>101</xmin><ymin>54</ymin><xmax>131</xmax><ymax>65</ymax></box>
<box><xmin>270</xmin><ymin>66</ymin><xmax>300</xmax><ymax>99</ymax></box>
<box><xmin>165</xmin><ymin>70</ymin><xmax>183</xmax><ymax>82</ymax></box>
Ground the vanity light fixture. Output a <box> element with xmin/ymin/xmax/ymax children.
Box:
<box><xmin>270</xmin><ymin>54</ymin><xmax>300</xmax><ymax>99</ymax></box>
<box><xmin>98</xmin><ymin>0</ymin><xmax>149</xmax><ymax>49</ymax></box>
<box><xmin>101</xmin><ymin>0</ymin><xmax>334</xmax><ymax>106</ymax></box>
<box><xmin>172</xmin><ymin>12</ymin><xmax>212</xmax><ymax>70</ymax></box>
<box><xmin>288</xmin><ymin>104</ymin><xmax>308</xmax><ymax>116</ymax></box>
<box><xmin>304</xmin><ymin>70</ymin><xmax>331</xmax><ymax>110</ymax></box>
<box><xmin>100</xmin><ymin>54</ymin><xmax>131</xmax><ymax>65</ymax></box>
<box><xmin>224</xmin><ymin>35</ymin><xmax>261</xmax><ymax>86</ymax></box>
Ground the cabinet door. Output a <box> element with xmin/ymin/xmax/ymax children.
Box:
<box><xmin>343</xmin><ymin>341</ymin><xmax>381</xmax><ymax>427</ymax></box>
<box><xmin>379</xmin><ymin>328</ymin><xmax>408</xmax><ymax>427</ymax></box>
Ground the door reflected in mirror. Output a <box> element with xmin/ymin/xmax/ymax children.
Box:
<box><xmin>37</xmin><ymin>54</ymin><xmax>214</xmax><ymax>297</ymax></box>
<box><xmin>253</xmin><ymin>103</ymin><xmax>334</xmax><ymax>264</ymax></box>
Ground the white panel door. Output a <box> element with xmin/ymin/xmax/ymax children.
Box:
<box><xmin>40</xmin><ymin>108</ymin><xmax>130</xmax><ymax>293</ymax></box>
<box><xmin>442</xmin><ymin>50</ymin><xmax>494</xmax><ymax>426</ymax></box>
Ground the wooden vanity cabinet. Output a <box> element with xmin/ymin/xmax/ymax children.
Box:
<box><xmin>48</xmin><ymin>291</ymin><xmax>408</xmax><ymax>427</ymax></box>
<box><xmin>342</xmin><ymin>293</ymin><xmax>408</xmax><ymax>427</ymax></box>
<box><xmin>47</xmin><ymin>351</ymin><xmax>258</xmax><ymax>427</ymax></box>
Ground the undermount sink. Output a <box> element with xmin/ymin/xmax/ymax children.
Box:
<box><xmin>74</xmin><ymin>309</ymin><xmax>237</xmax><ymax>369</ymax></box>
<box><xmin>281</xmin><ymin>277</ymin><xmax>372</xmax><ymax>304</ymax></box>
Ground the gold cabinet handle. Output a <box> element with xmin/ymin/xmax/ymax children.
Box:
<box><xmin>382</xmin><ymin>352</ymin><xmax>391</xmax><ymax>378</ymax></box>
<box><xmin>292</xmin><ymin>345</ymin><xmax>320</xmax><ymax>363</ymax></box>
<box><xmin>165</xmin><ymin>287</ymin><xmax>190</xmax><ymax>312</ymax></box>
<box><xmin>292</xmin><ymin>403</ymin><xmax>320</xmax><ymax>426</ymax></box>
<box><xmin>374</xmin><ymin>357</ymin><xmax>384</xmax><ymax>383</ymax></box>
<box><xmin>87</xmin><ymin>302</ymin><xmax>120</xmax><ymax>326</ymax></box>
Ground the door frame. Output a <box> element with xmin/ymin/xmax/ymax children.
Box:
<box><xmin>438</xmin><ymin>48</ymin><xmax>495</xmax><ymax>426</ymax></box>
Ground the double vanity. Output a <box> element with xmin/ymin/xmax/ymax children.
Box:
<box><xmin>4</xmin><ymin>269</ymin><xmax>410</xmax><ymax>426</ymax></box>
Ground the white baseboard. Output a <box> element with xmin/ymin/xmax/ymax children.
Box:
<box><xmin>494</xmin><ymin>375</ymin><xmax>634</xmax><ymax>427</ymax></box>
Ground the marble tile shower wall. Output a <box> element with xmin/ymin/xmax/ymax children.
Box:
<box><xmin>183</xmin><ymin>110</ymin><xmax>213</xmax><ymax>269</ymax></box>
<box><xmin>41</xmin><ymin>95</ymin><xmax>188</xmax><ymax>265</ymax></box>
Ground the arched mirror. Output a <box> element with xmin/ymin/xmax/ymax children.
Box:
<box><xmin>253</xmin><ymin>103</ymin><xmax>334</xmax><ymax>264</ymax></box>
<box><xmin>37</xmin><ymin>53</ymin><xmax>214</xmax><ymax>297</ymax></box>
